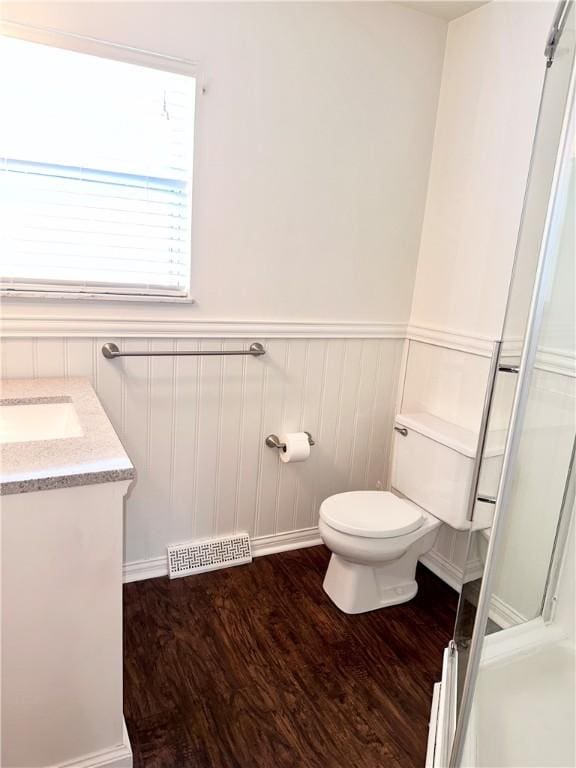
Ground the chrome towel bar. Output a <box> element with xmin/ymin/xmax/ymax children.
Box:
<box><xmin>102</xmin><ymin>342</ymin><xmax>266</xmax><ymax>359</ymax></box>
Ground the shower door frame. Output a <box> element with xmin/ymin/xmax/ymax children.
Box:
<box><xmin>448</xmin><ymin>35</ymin><xmax>576</xmax><ymax>768</ymax></box>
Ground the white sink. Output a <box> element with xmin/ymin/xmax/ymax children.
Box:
<box><xmin>0</xmin><ymin>401</ymin><xmax>83</xmax><ymax>444</ymax></box>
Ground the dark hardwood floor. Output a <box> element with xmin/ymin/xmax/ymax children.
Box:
<box><xmin>124</xmin><ymin>546</ymin><xmax>457</xmax><ymax>768</ymax></box>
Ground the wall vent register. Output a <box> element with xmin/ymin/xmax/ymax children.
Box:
<box><xmin>167</xmin><ymin>533</ymin><xmax>252</xmax><ymax>579</ymax></box>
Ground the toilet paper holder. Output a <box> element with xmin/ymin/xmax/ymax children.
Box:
<box><xmin>265</xmin><ymin>432</ymin><xmax>315</xmax><ymax>451</ymax></box>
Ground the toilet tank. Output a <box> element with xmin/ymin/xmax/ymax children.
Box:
<box><xmin>391</xmin><ymin>412</ymin><xmax>478</xmax><ymax>531</ymax></box>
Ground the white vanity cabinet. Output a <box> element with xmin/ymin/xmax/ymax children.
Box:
<box><xmin>0</xmin><ymin>378</ymin><xmax>135</xmax><ymax>768</ymax></box>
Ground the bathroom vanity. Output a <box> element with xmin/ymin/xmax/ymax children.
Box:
<box><xmin>0</xmin><ymin>378</ymin><xmax>135</xmax><ymax>768</ymax></box>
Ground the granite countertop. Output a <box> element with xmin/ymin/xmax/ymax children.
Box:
<box><xmin>0</xmin><ymin>378</ymin><xmax>135</xmax><ymax>495</ymax></box>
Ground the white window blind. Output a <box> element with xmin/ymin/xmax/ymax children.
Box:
<box><xmin>0</xmin><ymin>34</ymin><xmax>196</xmax><ymax>298</ymax></box>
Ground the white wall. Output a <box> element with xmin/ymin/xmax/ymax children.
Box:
<box><xmin>0</xmin><ymin>1</ymin><xmax>446</xmax><ymax>326</ymax></box>
<box><xmin>401</xmin><ymin>340</ymin><xmax>490</xmax><ymax>433</ymax></box>
<box><xmin>409</xmin><ymin>0</ymin><xmax>554</xmax><ymax>340</ymax></box>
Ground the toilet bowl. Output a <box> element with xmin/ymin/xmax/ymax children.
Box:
<box><xmin>319</xmin><ymin>412</ymin><xmax>485</xmax><ymax>614</ymax></box>
<box><xmin>319</xmin><ymin>491</ymin><xmax>441</xmax><ymax>613</ymax></box>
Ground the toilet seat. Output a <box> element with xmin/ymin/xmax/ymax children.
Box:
<box><xmin>319</xmin><ymin>491</ymin><xmax>423</xmax><ymax>539</ymax></box>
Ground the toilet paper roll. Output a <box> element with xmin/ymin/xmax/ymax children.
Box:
<box><xmin>279</xmin><ymin>432</ymin><xmax>311</xmax><ymax>463</ymax></box>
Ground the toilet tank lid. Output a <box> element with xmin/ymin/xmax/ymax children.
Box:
<box><xmin>394</xmin><ymin>412</ymin><xmax>477</xmax><ymax>458</ymax></box>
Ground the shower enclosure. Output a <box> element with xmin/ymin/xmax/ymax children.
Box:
<box><xmin>427</xmin><ymin>2</ymin><xmax>576</xmax><ymax>766</ymax></box>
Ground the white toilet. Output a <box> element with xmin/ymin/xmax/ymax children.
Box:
<box><xmin>319</xmin><ymin>412</ymin><xmax>486</xmax><ymax>614</ymax></box>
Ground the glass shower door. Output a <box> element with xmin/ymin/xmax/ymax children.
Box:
<box><xmin>454</xmin><ymin>93</ymin><xmax>575</xmax><ymax>768</ymax></box>
<box><xmin>447</xmin><ymin>1</ymin><xmax>576</xmax><ymax>763</ymax></box>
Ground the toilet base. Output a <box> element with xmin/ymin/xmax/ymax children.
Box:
<box><xmin>323</xmin><ymin>552</ymin><xmax>420</xmax><ymax>614</ymax></box>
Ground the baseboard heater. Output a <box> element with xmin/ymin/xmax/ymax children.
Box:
<box><xmin>167</xmin><ymin>533</ymin><xmax>252</xmax><ymax>579</ymax></box>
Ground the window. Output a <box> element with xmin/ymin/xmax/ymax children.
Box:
<box><xmin>0</xmin><ymin>31</ymin><xmax>196</xmax><ymax>299</ymax></box>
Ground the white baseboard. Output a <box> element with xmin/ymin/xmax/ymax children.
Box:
<box><xmin>466</xmin><ymin>557</ymin><xmax>484</xmax><ymax>581</ymax></box>
<box><xmin>123</xmin><ymin>554</ymin><xmax>168</xmax><ymax>583</ymax></box>
<box><xmin>251</xmin><ymin>526</ymin><xmax>323</xmax><ymax>557</ymax></box>
<box><xmin>126</xmin><ymin>529</ymin><xmax>497</xmax><ymax>618</ymax></box>
<box><xmin>123</xmin><ymin>527</ymin><xmax>323</xmax><ymax>583</ymax></box>
<box><xmin>125</xmin><ymin>530</ymin><xmax>473</xmax><ymax>590</ymax></box>
<box><xmin>419</xmin><ymin>550</ymin><xmax>464</xmax><ymax>592</ymax></box>
<box><xmin>488</xmin><ymin>593</ymin><xmax>528</xmax><ymax>629</ymax></box>
<box><xmin>419</xmin><ymin>550</ymin><xmax>483</xmax><ymax>593</ymax></box>
<box><xmin>54</xmin><ymin>721</ymin><xmax>132</xmax><ymax>768</ymax></box>
<box><xmin>420</xmin><ymin>550</ymin><xmax>528</xmax><ymax>630</ymax></box>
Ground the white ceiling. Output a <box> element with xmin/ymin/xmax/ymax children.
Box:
<box><xmin>399</xmin><ymin>2</ymin><xmax>490</xmax><ymax>21</ymax></box>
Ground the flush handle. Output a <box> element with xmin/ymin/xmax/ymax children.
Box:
<box><xmin>394</xmin><ymin>426</ymin><xmax>408</xmax><ymax>437</ymax></box>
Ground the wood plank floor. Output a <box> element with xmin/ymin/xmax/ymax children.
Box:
<box><xmin>124</xmin><ymin>546</ymin><xmax>458</xmax><ymax>768</ymax></box>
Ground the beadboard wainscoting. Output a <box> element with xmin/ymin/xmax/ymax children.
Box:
<box><xmin>6</xmin><ymin>324</ymin><xmax>567</xmax><ymax>593</ymax></box>
<box><xmin>398</xmin><ymin>334</ymin><xmax>493</xmax><ymax>590</ymax></box>
<box><xmin>401</xmin><ymin>328</ymin><xmax>576</xmax><ymax>616</ymax></box>
<box><xmin>0</xmin><ymin>335</ymin><xmax>404</xmax><ymax>574</ymax></box>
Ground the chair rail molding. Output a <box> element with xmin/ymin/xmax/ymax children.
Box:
<box><xmin>407</xmin><ymin>325</ymin><xmax>575</xmax><ymax>377</ymax></box>
<box><xmin>2</xmin><ymin>318</ymin><xmax>571</xmax><ymax>377</ymax></box>
<box><xmin>0</xmin><ymin>315</ymin><xmax>408</xmax><ymax>340</ymax></box>
<box><xmin>406</xmin><ymin>324</ymin><xmax>497</xmax><ymax>357</ymax></box>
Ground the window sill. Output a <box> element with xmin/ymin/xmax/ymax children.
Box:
<box><xmin>0</xmin><ymin>289</ymin><xmax>196</xmax><ymax>304</ymax></box>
